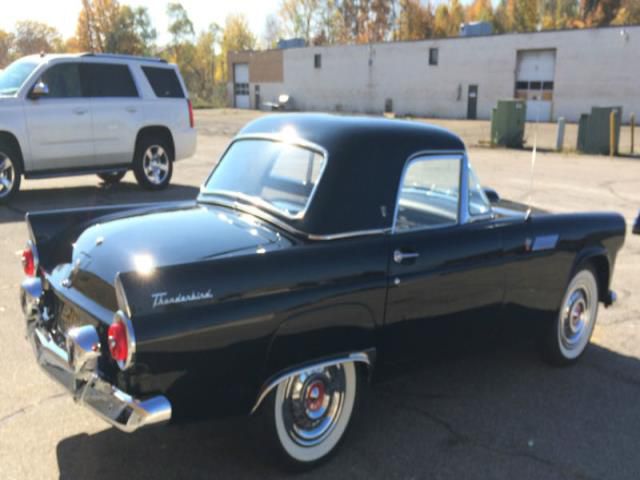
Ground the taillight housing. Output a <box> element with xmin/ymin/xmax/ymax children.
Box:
<box><xmin>21</xmin><ymin>241</ymin><xmax>38</xmax><ymax>277</ymax></box>
<box><xmin>108</xmin><ymin>311</ymin><xmax>136</xmax><ymax>370</ymax></box>
<box><xmin>187</xmin><ymin>99</ymin><xmax>194</xmax><ymax>128</ymax></box>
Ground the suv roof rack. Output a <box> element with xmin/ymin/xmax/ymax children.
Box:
<box><xmin>81</xmin><ymin>53</ymin><xmax>168</xmax><ymax>64</ymax></box>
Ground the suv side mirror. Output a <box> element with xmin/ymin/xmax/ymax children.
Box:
<box><xmin>633</xmin><ymin>211</ymin><xmax>640</xmax><ymax>235</ymax></box>
<box><xmin>29</xmin><ymin>82</ymin><xmax>49</xmax><ymax>99</ymax></box>
<box><xmin>483</xmin><ymin>187</ymin><xmax>500</xmax><ymax>203</ymax></box>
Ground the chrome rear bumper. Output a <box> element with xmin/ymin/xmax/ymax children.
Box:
<box><xmin>21</xmin><ymin>277</ymin><xmax>171</xmax><ymax>433</ymax></box>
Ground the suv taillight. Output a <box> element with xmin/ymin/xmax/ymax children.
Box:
<box><xmin>187</xmin><ymin>99</ymin><xmax>194</xmax><ymax>128</ymax></box>
<box><xmin>21</xmin><ymin>242</ymin><xmax>37</xmax><ymax>277</ymax></box>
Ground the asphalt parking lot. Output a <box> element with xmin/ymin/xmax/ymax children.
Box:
<box><xmin>1</xmin><ymin>109</ymin><xmax>640</xmax><ymax>479</ymax></box>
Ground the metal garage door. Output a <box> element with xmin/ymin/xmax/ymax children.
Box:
<box><xmin>233</xmin><ymin>63</ymin><xmax>250</xmax><ymax>109</ymax></box>
<box><xmin>515</xmin><ymin>50</ymin><xmax>556</xmax><ymax>122</ymax></box>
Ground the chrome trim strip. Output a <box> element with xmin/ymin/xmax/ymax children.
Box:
<box><xmin>199</xmin><ymin>133</ymin><xmax>329</xmax><ymax>221</ymax></box>
<box><xmin>250</xmin><ymin>351</ymin><xmax>373</xmax><ymax>414</ymax></box>
<box><xmin>391</xmin><ymin>150</ymin><xmax>467</xmax><ymax>234</ymax></box>
<box><xmin>199</xmin><ymin>196</ymin><xmax>390</xmax><ymax>241</ymax></box>
<box><xmin>114</xmin><ymin>274</ymin><xmax>131</xmax><ymax>318</ymax></box>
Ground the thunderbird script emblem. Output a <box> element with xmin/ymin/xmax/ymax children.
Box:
<box><xmin>151</xmin><ymin>290</ymin><xmax>214</xmax><ymax>308</ymax></box>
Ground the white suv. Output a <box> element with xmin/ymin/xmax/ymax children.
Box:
<box><xmin>0</xmin><ymin>53</ymin><xmax>197</xmax><ymax>203</ymax></box>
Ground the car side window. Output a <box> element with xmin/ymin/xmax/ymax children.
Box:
<box><xmin>84</xmin><ymin>63</ymin><xmax>138</xmax><ymax>97</ymax></box>
<box><xmin>468</xmin><ymin>167</ymin><xmax>492</xmax><ymax>216</ymax></box>
<box><xmin>394</xmin><ymin>156</ymin><xmax>461</xmax><ymax>232</ymax></box>
<box><xmin>38</xmin><ymin>63</ymin><xmax>83</xmax><ymax>98</ymax></box>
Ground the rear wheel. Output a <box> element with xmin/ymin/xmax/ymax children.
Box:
<box><xmin>98</xmin><ymin>171</ymin><xmax>126</xmax><ymax>185</ymax></box>
<box><xmin>265</xmin><ymin>361</ymin><xmax>359</xmax><ymax>470</ymax></box>
<box><xmin>0</xmin><ymin>146</ymin><xmax>22</xmax><ymax>204</ymax></box>
<box><xmin>542</xmin><ymin>267</ymin><xmax>599</xmax><ymax>366</ymax></box>
<box><xmin>133</xmin><ymin>135</ymin><xmax>173</xmax><ymax>190</ymax></box>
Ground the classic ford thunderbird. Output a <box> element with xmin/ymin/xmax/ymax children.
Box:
<box><xmin>20</xmin><ymin>114</ymin><xmax>625</xmax><ymax>468</ymax></box>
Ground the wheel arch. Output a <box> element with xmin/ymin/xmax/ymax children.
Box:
<box><xmin>250</xmin><ymin>349</ymin><xmax>376</xmax><ymax>414</ymax></box>
<box><xmin>571</xmin><ymin>246</ymin><xmax>611</xmax><ymax>305</ymax></box>
<box><xmin>135</xmin><ymin>126</ymin><xmax>175</xmax><ymax>160</ymax></box>
<box><xmin>0</xmin><ymin>130</ymin><xmax>25</xmax><ymax>171</ymax></box>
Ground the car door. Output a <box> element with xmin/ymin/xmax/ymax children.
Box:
<box><xmin>382</xmin><ymin>153</ymin><xmax>504</xmax><ymax>363</ymax></box>
<box><xmin>23</xmin><ymin>61</ymin><xmax>94</xmax><ymax>171</ymax></box>
<box><xmin>83</xmin><ymin>62</ymin><xmax>143</xmax><ymax>167</ymax></box>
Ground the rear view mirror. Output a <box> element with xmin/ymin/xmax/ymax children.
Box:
<box><xmin>29</xmin><ymin>82</ymin><xmax>49</xmax><ymax>99</ymax></box>
<box><xmin>483</xmin><ymin>187</ymin><xmax>500</xmax><ymax>203</ymax></box>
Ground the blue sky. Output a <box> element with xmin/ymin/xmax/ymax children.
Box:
<box><xmin>1</xmin><ymin>0</ymin><xmax>468</xmax><ymax>44</ymax></box>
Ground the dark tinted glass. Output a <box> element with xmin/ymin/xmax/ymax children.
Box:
<box><xmin>142</xmin><ymin>66</ymin><xmax>184</xmax><ymax>98</ymax></box>
<box><xmin>543</xmin><ymin>81</ymin><xmax>554</xmax><ymax>90</ymax></box>
<box><xmin>85</xmin><ymin>63</ymin><xmax>138</xmax><ymax>97</ymax></box>
<box><xmin>515</xmin><ymin>81</ymin><xmax>528</xmax><ymax>90</ymax></box>
<box><xmin>39</xmin><ymin>63</ymin><xmax>83</xmax><ymax>98</ymax></box>
<box><xmin>529</xmin><ymin>81</ymin><xmax>542</xmax><ymax>90</ymax></box>
<box><xmin>429</xmin><ymin>48</ymin><xmax>438</xmax><ymax>65</ymax></box>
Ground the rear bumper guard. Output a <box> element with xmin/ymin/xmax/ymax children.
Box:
<box><xmin>21</xmin><ymin>277</ymin><xmax>171</xmax><ymax>433</ymax></box>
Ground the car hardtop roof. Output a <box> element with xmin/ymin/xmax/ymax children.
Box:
<box><xmin>234</xmin><ymin>113</ymin><xmax>467</xmax><ymax>237</ymax></box>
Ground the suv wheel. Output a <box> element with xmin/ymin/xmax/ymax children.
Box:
<box><xmin>0</xmin><ymin>146</ymin><xmax>22</xmax><ymax>204</ymax></box>
<box><xmin>98</xmin><ymin>171</ymin><xmax>126</xmax><ymax>185</ymax></box>
<box><xmin>133</xmin><ymin>135</ymin><xmax>173</xmax><ymax>190</ymax></box>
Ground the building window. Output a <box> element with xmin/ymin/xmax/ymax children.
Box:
<box><xmin>429</xmin><ymin>48</ymin><xmax>438</xmax><ymax>66</ymax></box>
<box><xmin>314</xmin><ymin>53</ymin><xmax>322</xmax><ymax>69</ymax></box>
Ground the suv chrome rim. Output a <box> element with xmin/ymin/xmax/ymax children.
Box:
<box><xmin>558</xmin><ymin>271</ymin><xmax>597</xmax><ymax>359</ymax></box>
<box><xmin>0</xmin><ymin>153</ymin><xmax>15</xmax><ymax>198</ymax></box>
<box><xmin>142</xmin><ymin>145</ymin><xmax>169</xmax><ymax>185</ymax></box>
<box><xmin>280</xmin><ymin>364</ymin><xmax>347</xmax><ymax>447</ymax></box>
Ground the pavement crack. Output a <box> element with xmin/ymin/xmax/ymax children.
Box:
<box><xmin>0</xmin><ymin>392</ymin><xmax>67</xmax><ymax>429</ymax></box>
<box><xmin>378</xmin><ymin>391</ymin><xmax>600</xmax><ymax>480</ymax></box>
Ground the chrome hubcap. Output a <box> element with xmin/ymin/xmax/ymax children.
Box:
<box><xmin>0</xmin><ymin>153</ymin><xmax>15</xmax><ymax>197</ymax></box>
<box><xmin>142</xmin><ymin>145</ymin><xmax>169</xmax><ymax>185</ymax></box>
<box><xmin>281</xmin><ymin>364</ymin><xmax>346</xmax><ymax>447</ymax></box>
<box><xmin>561</xmin><ymin>288</ymin><xmax>590</xmax><ymax>351</ymax></box>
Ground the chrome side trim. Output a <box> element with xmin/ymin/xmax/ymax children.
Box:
<box><xmin>391</xmin><ymin>150</ymin><xmax>467</xmax><ymax>234</ymax></box>
<box><xmin>198</xmin><ymin>196</ymin><xmax>390</xmax><ymax>241</ymax></box>
<box><xmin>199</xmin><ymin>133</ymin><xmax>329</xmax><ymax>221</ymax></box>
<box><xmin>114</xmin><ymin>274</ymin><xmax>132</xmax><ymax>318</ymax></box>
<box><xmin>250</xmin><ymin>351</ymin><xmax>373</xmax><ymax>414</ymax></box>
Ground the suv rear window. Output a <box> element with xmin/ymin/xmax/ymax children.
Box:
<box><xmin>142</xmin><ymin>66</ymin><xmax>185</xmax><ymax>98</ymax></box>
<box><xmin>84</xmin><ymin>63</ymin><xmax>138</xmax><ymax>97</ymax></box>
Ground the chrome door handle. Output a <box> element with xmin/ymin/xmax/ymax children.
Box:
<box><xmin>72</xmin><ymin>108</ymin><xmax>88</xmax><ymax>115</ymax></box>
<box><xmin>393</xmin><ymin>249</ymin><xmax>420</xmax><ymax>264</ymax></box>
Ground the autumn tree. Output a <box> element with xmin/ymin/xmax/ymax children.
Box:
<box><xmin>220</xmin><ymin>14</ymin><xmax>257</xmax><ymax>81</ymax></box>
<box><xmin>612</xmin><ymin>0</ymin><xmax>640</xmax><ymax>25</ymax></box>
<box><xmin>279</xmin><ymin>0</ymin><xmax>322</xmax><ymax>44</ymax></box>
<box><xmin>263</xmin><ymin>14</ymin><xmax>284</xmax><ymax>48</ymax></box>
<box><xmin>13</xmin><ymin>21</ymin><xmax>63</xmax><ymax>57</ymax></box>
<box><xmin>433</xmin><ymin>0</ymin><xmax>464</xmax><ymax>38</ymax></box>
<box><xmin>395</xmin><ymin>0</ymin><xmax>434</xmax><ymax>41</ymax></box>
<box><xmin>0</xmin><ymin>30</ymin><xmax>14</xmax><ymax>67</ymax></box>
<box><xmin>466</xmin><ymin>0</ymin><xmax>494</xmax><ymax>23</ymax></box>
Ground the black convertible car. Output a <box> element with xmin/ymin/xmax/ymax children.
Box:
<box><xmin>20</xmin><ymin>114</ymin><xmax>625</xmax><ymax>469</ymax></box>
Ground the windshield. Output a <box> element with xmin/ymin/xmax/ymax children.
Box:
<box><xmin>202</xmin><ymin>139</ymin><xmax>326</xmax><ymax>218</ymax></box>
<box><xmin>0</xmin><ymin>60</ymin><xmax>38</xmax><ymax>96</ymax></box>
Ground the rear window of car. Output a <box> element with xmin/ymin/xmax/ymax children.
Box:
<box><xmin>142</xmin><ymin>66</ymin><xmax>185</xmax><ymax>98</ymax></box>
<box><xmin>84</xmin><ymin>63</ymin><xmax>138</xmax><ymax>97</ymax></box>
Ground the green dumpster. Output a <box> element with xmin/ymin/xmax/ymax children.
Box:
<box><xmin>491</xmin><ymin>100</ymin><xmax>526</xmax><ymax>148</ymax></box>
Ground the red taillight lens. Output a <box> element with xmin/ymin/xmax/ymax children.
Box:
<box><xmin>108</xmin><ymin>321</ymin><xmax>128</xmax><ymax>363</ymax></box>
<box><xmin>22</xmin><ymin>248</ymin><xmax>35</xmax><ymax>277</ymax></box>
<box><xmin>187</xmin><ymin>99</ymin><xmax>194</xmax><ymax>128</ymax></box>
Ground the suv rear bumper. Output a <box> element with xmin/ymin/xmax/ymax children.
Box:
<box><xmin>174</xmin><ymin>126</ymin><xmax>197</xmax><ymax>161</ymax></box>
<box><xmin>21</xmin><ymin>277</ymin><xmax>171</xmax><ymax>433</ymax></box>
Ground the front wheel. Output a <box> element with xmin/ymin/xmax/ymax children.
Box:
<box><xmin>542</xmin><ymin>266</ymin><xmax>599</xmax><ymax>366</ymax></box>
<box><xmin>0</xmin><ymin>147</ymin><xmax>22</xmax><ymax>204</ymax></box>
<box><xmin>265</xmin><ymin>361</ymin><xmax>359</xmax><ymax>470</ymax></box>
<box><xmin>133</xmin><ymin>136</ymin><xmax>173</xmax><ymax>190</ymax></box>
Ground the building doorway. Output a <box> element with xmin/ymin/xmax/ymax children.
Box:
<box><xmin>467</xmin><ymin>85</ymin><xmax>478</xmax><ymax>119</ymax></box>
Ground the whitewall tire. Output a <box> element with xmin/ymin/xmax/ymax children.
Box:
<box><xmin>267</xmin><ymin>361</ymin><xmax>358</xmax><ymax>469</ymax></box>
<box><xmin>543</xmin><ymin>266</ymin><xmax>599</xmax><ymax>365</ymax></box>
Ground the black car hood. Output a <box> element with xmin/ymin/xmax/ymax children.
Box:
<box><xmin>69</xmin><ymin>203</ymin><xmax>291</xmax><ymax>287</ymax></box>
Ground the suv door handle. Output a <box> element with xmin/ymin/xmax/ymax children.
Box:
<box><xmin>72</xmin><ymin>108</ymin><xmax>88</xmax><ymax>115</ymax></box>
<box><xmin>125</xmin><ymin>106</ymin><xmax>138</xmax><ymax>113</ymax></box>
<box><xmin>393</xmin><ymin>249</ymin><xmax>420</xmax><ymax>264</ymax></box>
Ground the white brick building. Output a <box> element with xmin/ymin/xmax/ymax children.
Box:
<box><xmin>228</xmin><ymin>26</ymin><xmax>640</xmax><ymax>123</ymax></box>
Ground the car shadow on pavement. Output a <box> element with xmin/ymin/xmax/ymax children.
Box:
<box><xmin>0</xmin><ymin>181</ymin><xmax>200</xmax><ymax>225</ymax></box>
<box><xmin>55</xmin><ymin>338</ymin><xmax>640</xmax><ymax>480</ymax></box>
